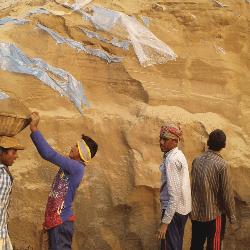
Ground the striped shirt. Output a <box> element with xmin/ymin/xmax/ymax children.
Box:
<box><xmin>159</xmin><ymin>147</ymin><xmax>192</xmax><ymax>224</ymax></box>
<box><xmin>190</xmin><ymin>150</ymin><xmax>236</xmax><ymax>224</ymax></box>
<box><xmin>0</xmin><ymin>164</ymin><xmax>13</xmax><ymax>238</ymax></box>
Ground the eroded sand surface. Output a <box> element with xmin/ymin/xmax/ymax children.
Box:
<box><xmin>0</xmin><ymin>0</ymin><xmax>250</xmax><ymax>249</ymax></box>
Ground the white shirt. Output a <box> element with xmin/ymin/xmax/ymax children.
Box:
<box><xmin>159</xmin><ymin>147</ymin><xmax>191</xmax><ymax>224</ymax></box>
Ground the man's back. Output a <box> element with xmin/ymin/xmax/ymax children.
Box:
<box><xmin>190</xmin><ymin>149</ymin><xmax>236</xmax><ymax>223</ymax></box>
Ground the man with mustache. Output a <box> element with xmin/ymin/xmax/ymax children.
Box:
<box><xmin>156</xmin><ymin>123</ymin><xmax>191</xmax><ymax>250</ymax></box>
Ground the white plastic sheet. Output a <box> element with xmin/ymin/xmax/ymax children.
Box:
<box><xmin>26</xmin><ymin>8</ymin><xmax>49</xmax><ymax>17</ymax></box>
<box><xmin>212</xmin><ymin>0</ymin><xmax>227</xmax><ymax>7</ymax></box>
<box><xmin>87</xmin><ymin>4</ymin><xmax>177</xmax><ymax>66</ymax></box>
<box><xmin>0</xmin><ymin>17</ymin><xmax>123</xmax><ymax>63</ymax></box>
<box><xmin>55</xmin><ymin>1</ymin><xmax>177</xmax><ymax>66</ymax></box>
<box><xmin>0</xmin><ymin>42</ymin><xmax>90</xmax><ymax>114</ymax></box>
<box><xmin>78</xmin><ymin>27</ymin><xmax>130</xmax><ymax>50</ymax></box>
<box><xmin>139</xmin><ymin>16</ymin><xmax>151</xmax><ymax>27</ymax></box>
<box><xmin>0</xmin><ymin>92</ymin><xmax>9</xmax><ymax>99</ymax></box>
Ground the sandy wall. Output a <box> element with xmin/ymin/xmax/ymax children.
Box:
<box><xmin>0</xmin><ymin>0</ymin><xmax>250</xmax><ymax>249</ymax></box>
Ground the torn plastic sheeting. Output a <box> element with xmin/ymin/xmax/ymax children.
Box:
<box><xmin>0</xmin><ymin>42</ymin><xmax>90</xmax><ymax>114</ymax></box>
<box><xmin>0</xmin><ymin>92</ymin><xmax>9</xmax><ymax>99</ymax></box>
<box><xmin>26</xmin><ymin>8</ymin><xmax>49</xmax><ymax>17</ymax></box>
<box><xmin>71</xmin><ymin>0</ymin><xmax>92</xmax><ymax>11</ymax></box>
<box><xmin>212</xmin><ymin>0</ymin><xmax>227</xmax><ymax>7</ymax></box>
<box><xmin>88</xmin><ymin>4</ymin><xmax>177</xmax><ymax>66</ymax></box>
<box><xmin>0</xmin><ymin>17</ymin><xmax>123</xmax><ymax>63</ymax></box>
<box><xmin>34</xmin><ymin>23</ymin><xmax>123</xmax><ymax>62</ymax></box>
<box><xmin>247</xmin><ymin>0</ymin><xmax>250</xmax><ymax>3</ymax></box>
<box><xmin>0</xmin><ymin>18</ymin><xmax>15</xmax><ymax>25</ymax></box>
<box><xmin>78</xmin><ymin>27</ymin><xmax>131</xmax><ymax>50</ymax></box>
<box><xmin>139</xmin><ymin>16</ymin><xmax>151</xmax><ymax>27</ymax></box>
<box><xmin>55</xmin><ymin>0</ymin><xmax>92</xmax><ymax>11</ymax></box>
<box><xmin>54</xmin><ymin>0</ymin><xmax>91</xmax><ymax>20</ymax></box>
<box><xmin>0</xmin><ymin>17</ymin><xmax>28</xmax><ymax>26</ymax></box>
<box><xmin>216</xmin><ymin>46</ymin><xmax>226</xmax><ymax>54</ymax></box>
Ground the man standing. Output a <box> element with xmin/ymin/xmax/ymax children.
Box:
<box><xmin>190</xmin><ymin>129</ymin><xmax>237</xmax><ymax>250</ymax></box>
<box><xmin>156</xmin><ymin>123</ymin><xmax>191</xmax><ymax>250</ymax></box>
<box><xmin>29</xmin><ymin>112</ymin><xmax>98</xmax><ymax>250</ymax></box>
<box><xmin>0</xmin><ymin>136</ymin><xmax>25</xmax><ymax>250</ymax></box>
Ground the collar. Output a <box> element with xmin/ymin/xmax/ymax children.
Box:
<box><xmin>163</xmin><ymin>147</ymin><xmax>178</xmax><ymax>158</ymax></box>
<box><xmin>207</xmin><ymin>149</ymin><xmax>223</xmax><ymax>158</ymax></box>
<box><xmin>0</xmin><ymin>163</ymin><xmax>5</xmax><ymax>168</ymax></box>
<box><xmin>0</xmin><ymin>164</ymin><xmax>14</xmax><ymax>182</ymax></box>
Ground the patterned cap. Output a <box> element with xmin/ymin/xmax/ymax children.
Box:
<box><xmin>160</xmin><ymin>123</ymin><xmax>183</xmax><ymax>141</ymax></box>
<box><xmin>0</xmin><ymin>136</ymin><xmax>25</xmax><ymax>150</ymax></box>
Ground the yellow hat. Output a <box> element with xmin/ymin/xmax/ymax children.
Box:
<box><xmin>0</xmin><ymin>136</ymin><xmax>25</xmax><ymax>150</ymax></box>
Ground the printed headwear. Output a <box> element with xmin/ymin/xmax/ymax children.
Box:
<box><xmin>77</xmin><ymin>139</ymin><xmax>91</xmax><ymax>162</ymax></box>
<box><xmin>160</xmin><ymin>123</ymin><xmax>183</xmax><ymax>141</ymax></box>
<box><xmin>0</xmin><ymin>136</ymin><xmax>25</xmax><ymax>150</ymax></box>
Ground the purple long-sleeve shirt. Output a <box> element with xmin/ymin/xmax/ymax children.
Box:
<box><xmin>30</xmin><ymin>130</ymin><xmax>85</xmax><ymax>229</ymax></box>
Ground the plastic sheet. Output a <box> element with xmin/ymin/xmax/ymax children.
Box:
<box><xmin>0</xmin><ymin>92</ymin><xmax>9</xmax><ymax>99</ymax></box>
<box><xmin>216</xmin><ymin>46</ymin><xmax>226</xmax><ymax>54</ymax></box>
<box><xmin>0</xmin><ymin>18</ymin><xmax>15</xmax><ymax>25</ymax></box>
<box><xmin>0</xmin><ymin>18</ymin><xmax>123</xmax><ymax>63</ymax></box>
<box><xmin>34</xmin><ymin>23</ymin><xmax>123</xmax><ymax>62</ymax></box>
<box><xmin>0</xmin><ymin>17</ymin><xmax>28</xmax><ymax>26</ymax></box>
<box><xmin>212</xmin><ymin>0</ymin><xmax>227</xmax><ymax>7</ymax></box>
<box><xmin>0</xmin><ymin>42</ymin><xmax>90</xmax><ymax>114</ymax></box>
<box><xmin>78</xmin><ymin>27</ymin><xmax>131</xmax><ymax>50</ymax></box>
<box><xmin>88</xmin><ymin>4</ymin><xmax>177</xmax><ymax>66</ymax></box>
<box><xmin>26</xmin><ymin>8</ymin><xmax>49</xmax><ymax>17</ymax></box>
<box><xmin>139</xmin><ymin>16</ymin><xmax>151</xmax><ymax>27</ymax></box>
<box><xmin>55</xmin><ymin>0</ymin><xmax>92</xmax><ymax>19</ymax></box>
<box><xmin>54</xmin><ymin>1</ymin><xmax>177</xmax><ymax>66</ymax></box>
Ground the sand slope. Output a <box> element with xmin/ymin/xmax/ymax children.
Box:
<box><xmin>0</xmin><ymin>0</ymin><xmax>250</xmax><ymax>249</ymax></box>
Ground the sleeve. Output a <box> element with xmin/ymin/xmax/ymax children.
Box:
<box><xmin>162</xmin><ymin>158</ymin><xmax>182</xmax><ymax>224</ymax></box>
<box><xmin>220</xmin><ymin>165</ymin><xmax>236</xmax><ymax>224</ymax></box>
<box><xmin>30</xmin><ymin>130</ymin><xmax>83</xmax><ymax>176</ymax></box>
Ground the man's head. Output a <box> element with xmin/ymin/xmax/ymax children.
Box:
<box><xmin>69</xmin><ymin>134</ymin><xmax>98</xmax><ymax>162</ymax></box>
<box><xmin>207</xmin><ymin>129</ymin><xmax>226</xmax><ymax>152</ymax></box>
<box><xmin>159</xmin><ymin>123</ymin><xmax>183</xmax><ymax>152</ymax></box>
<box><xmin>0</xmin><ymin>136</ymin><xmax>25</xmax><ymax>166</ymax></box>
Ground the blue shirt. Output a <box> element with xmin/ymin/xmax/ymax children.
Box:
<box><xmin>30</xmin><ymin>130</ymin><xmax>85</xmax><ymax>229</ymax></box>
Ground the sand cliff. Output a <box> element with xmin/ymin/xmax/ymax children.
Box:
<box><xmin>0</xmin><ymin>0</ymin><xmax>250</xmax><ymax>249</ymax></box>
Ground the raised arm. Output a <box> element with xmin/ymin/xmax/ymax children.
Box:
<box><xmin>30</xmin><ymin>112</ymin><xmax>84</xmax><ymax>175</ymax></box>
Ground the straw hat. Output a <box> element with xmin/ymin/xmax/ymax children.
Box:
<box><xmin>0</xmin><ymin>136</ymin><xmax>25</xmax><ymax>150</ymax></box>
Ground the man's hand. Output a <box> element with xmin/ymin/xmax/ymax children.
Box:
<box><xmin>156</xmin><ymin>222</ymin><xmax>168</xmax><ymax>240</ymax></box>
<box><xmin>30</xmin><ymin>112</ymin><xmax>40</xmax><ymax>132</ymax></box>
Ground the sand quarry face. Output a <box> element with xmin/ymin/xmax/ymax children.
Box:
<box><xmin>0</xmin><ymin>0</ymin><xmax>250</xmax><ymax>249</ymax></box>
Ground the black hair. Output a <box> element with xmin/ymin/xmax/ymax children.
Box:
<box><xmin>82</xmin><ymin>135</ymin><xmax>98</xmax><ymax>159</ymax></box>
<box><xmin>207</xmin><ymin>129</ymin><xmax>226</xmax><ymax>151</ymax></box>
<box><xmin>0</xmin><ymin>146</ymin><xmax>9</xmax><ymax>155</ymax></box>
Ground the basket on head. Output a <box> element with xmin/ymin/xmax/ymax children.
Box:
<box><xmin>0</xmin><ymin>98</ymin><xmax>31</xmax><ymax>137</ymax></box>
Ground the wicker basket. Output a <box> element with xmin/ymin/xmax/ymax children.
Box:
<box><xmin>0</xmin><ymin>113</ymin><xmax>30</xmax><ymax>137</ymax></box>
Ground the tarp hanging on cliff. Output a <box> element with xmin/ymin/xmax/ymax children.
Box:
<box><xmin>55</xmin><ymin>1</ymin><xmax>177</xmax><ymax>67</ymax></box>
<box><xmin>212</xmin><ymin>0</ymin><xmax>227</xmax><ymax>7</ymax></box>
<box><xmin>0</xmin><ymin>92</ymin><xmax>9</xmax><ymax>99</ymax></box>
<box><xmin>83</xmin><ymin>4</ymin><xmax>178</xmax><ymax>67</ymax></box>
<box><xmin>0</xmin><ymin>17</ymin><xmax>123</xmax><ymax>63</ymax></box>
<box><xmin>0</xmin><ymin>42</ymin><xmax>89</xmax><ymax>114</ymax></box>
<box><xmin>77</xmin><ymin>27</ymin><xmax>131</xmax><ymax>50</ymax></box>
